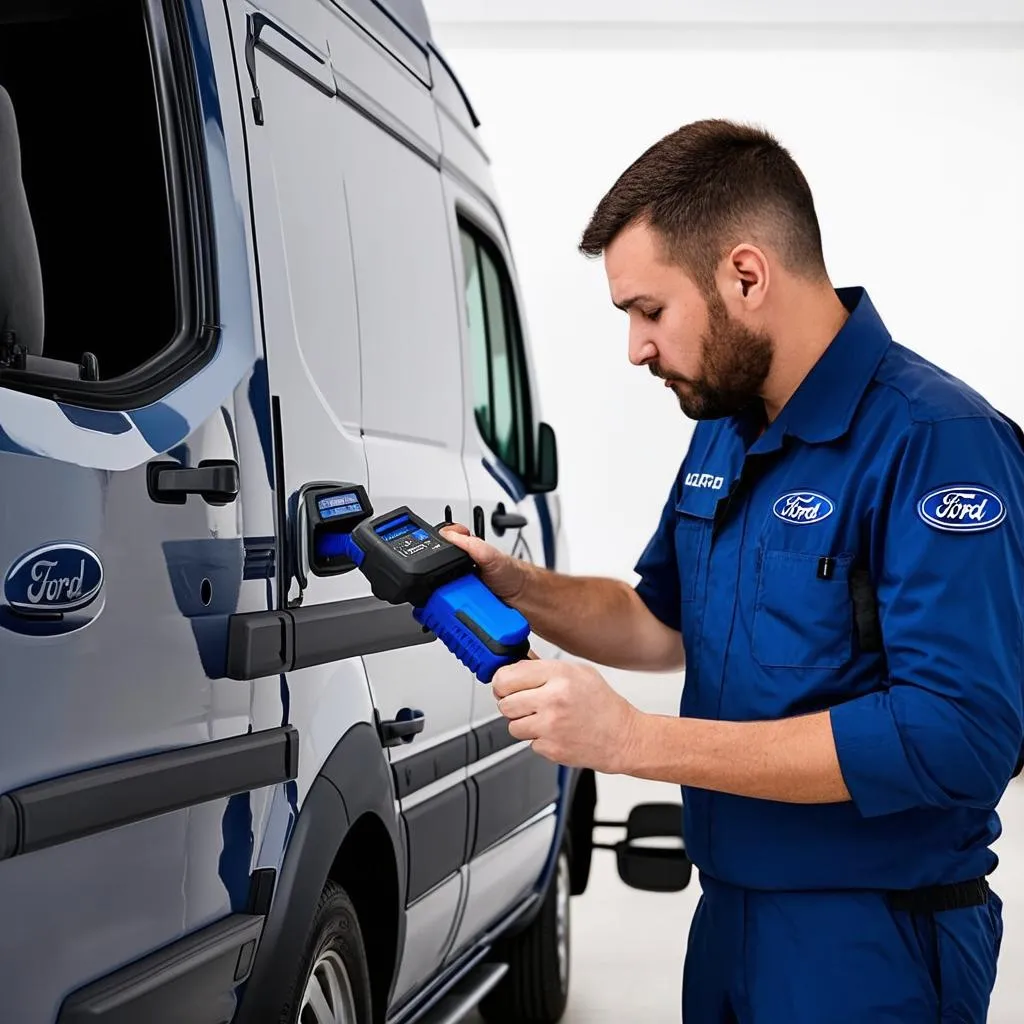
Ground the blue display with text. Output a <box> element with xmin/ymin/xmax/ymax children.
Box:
<box><xmin>318</xmin><ymin>492</ymin><xmax>364</xmax><ymax>520</ymax></box>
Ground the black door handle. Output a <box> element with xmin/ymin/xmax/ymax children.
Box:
<box><xmin>148</xmin><ymin>460</ymin><xmax>240</xmax><ymax>506</ymax></box>
<box><xmin>473</xmin><ymin>505</ymin><xmax>486</xmax><ymax>541</ymax></box>
<box><xmin>379</xmin><ymin>708</ymin><xmax>425</xmax><ymax>748</ymax></box>
<box><xmin>491</xmin><ymin>502</ymin><xmax>528</xmax><ymax>537</ymax></box>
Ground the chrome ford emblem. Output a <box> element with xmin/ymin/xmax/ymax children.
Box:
<box><xmin>772</xmin><ymin>491</ymin><xmax>835</xmax><ymax>525</ymax></box>
<box><xmin>4</xmin><ymin>543</ymin><xmax>104</xmax><ymax>615</ymax></box>
<box><xmin>918</xmin><ymin>486</ymin><xmax>1006</xmax><ymax>533</ymax></box>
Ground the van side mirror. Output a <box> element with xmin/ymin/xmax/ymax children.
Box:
<box><xmin>526</xmin><ymin>421</ymin><xmax>558</xmax><ymax>494</ymax></box>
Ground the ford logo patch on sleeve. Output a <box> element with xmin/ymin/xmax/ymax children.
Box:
<box><xmin>918</xmin><ymin>486</ymin><xmax>1006</xmax><ymax>532</ymax></box>
<box><xmin>772</xmin><ymin>491</ymin><xmax>835</xmax><ymax>525</ymax></box>
<box><xmin>3</xmin><ymin>544</ymin><xmax>104</xmax><ymax>634</ymax></box>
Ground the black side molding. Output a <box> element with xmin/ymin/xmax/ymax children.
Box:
<box><xmin>56</xmin><ymin>913</ymin><xmax>264</xmax><ymax>1024</ymax></box>
<box><xmin>390</xmin><ymin>717</ymin><xmax>520</xmax><ymax>801</ymax></box>
<box><xmin>405</xmin><ymin>783</ymin><xmax>471</xmax><ymax>902</ymax></box>
<box><xmin>392</xmin><ymin>733</ymin><xmax>471</xmax><ymax>799</ymax></box>
<box><xmin>226</xmin><ymin>597</ymin><xmax>436</xmax><ymax>679</ymax></box>
<box><xmin>473</xmin><ymin>715</ymin><xmax>521</xmax><ymax>761</ymax></box>
<box><xmin>0</xmin><ymin>727</ymin><xmax>298</xmax><ymax>861</ymax></box>
<box><xmin>472</xmin><ymin>748</ymin><xmax>561</xmax><ymax>859</ymax></box>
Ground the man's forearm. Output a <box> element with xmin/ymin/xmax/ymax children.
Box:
<box><xmin>619</xmin><ymin>709</ymin><xmax>852</xmax><ymax>804</ymax></box>
<box><xmin>514</xmin><ymin>564</ymin><xmax>682</xmax><ymax>673</ymax></box>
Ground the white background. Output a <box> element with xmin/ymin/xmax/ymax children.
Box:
<box><xmin>425</xmin><ymin>0</ymin><xmax>1024</xmax><ymax>583</ymax></box>
<box><xmin>423</xmin><ymin>8</ymin><xmax>1024</xmax><ymax>1019</ymax></box>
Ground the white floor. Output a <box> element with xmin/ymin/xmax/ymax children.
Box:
<box><xmin>468</xmin><ymin>668</ymin><xmax>1024</xmax><ymax>1023</ymax></box>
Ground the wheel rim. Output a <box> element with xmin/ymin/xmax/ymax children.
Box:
<box><xmin>556</xmin><ymin>850</ymin><xmax>571</xmax><ymax>992</ymax></box>
<box><xmin>299</xmin><ymin>949</ymin><xmax>358</xmax><ymax>1024</ymax></box>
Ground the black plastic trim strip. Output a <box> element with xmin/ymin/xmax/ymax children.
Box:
<box><xmin>392</xmin><ymin>734</ymin><xmax>470</xmax><ymax>799</ymax></box>
<box><xmin>56</xmin><ymin>913</ymin><xmax>264</xmax><ymax>1024</ymax></box>
<box><xmin>471</xmin><ymin>748</ymin><xmax>560</xmax><ymax>859</ymax></box>
<box><xmin>226</xmin><ymin>609</ymin><xmax>292</xmax><ymax>679</ymax></box>
<box><xmin>0</xmin><ymin>727</ymin><xmax>298</xmax><ymax>860</ymax></box>
<box><xmin>0</xmin><ymin>794</ymin><xmax>17</xmax><ymax>859</ymax></box>
<box><xmin>292</xmin><ymin>598</ymin><xmax>433</xmax><ymax>669</ymax></box>
<box><xmin>394</xmin><ymin>741</ymin><xmax>558</xmax><ymax>906</ymax></box>
<box><xmin>225</xmin><ymin>598</ymin><xmax>436</xmax><ymax>679</ymax></box>
<box><xmin>389</xmin><ymin>717</ymin><xmax>519</xmax><ymax>800</ymax></box>
<box><xmin>405</xmin><ymin>782</ymin><xmax>470</xmax><ymax>902</ymax></box>
<box><xmin>473</xmin><ymin>715</ymin><xmax>520</xmax><ymax>762</ymax></box>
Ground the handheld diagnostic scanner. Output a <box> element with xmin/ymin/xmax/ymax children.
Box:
<box><xmin>301</xmin><ymin>485</ymin><xmax>531</xmax><ymax>682</ymax></box>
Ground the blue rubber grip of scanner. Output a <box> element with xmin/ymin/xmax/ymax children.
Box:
<box><xmin>412</xmin><ymin>574</ymin><xmax>530</xmax><ymax>683</ymax></box>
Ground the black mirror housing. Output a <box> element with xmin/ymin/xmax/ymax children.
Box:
<box><xmin>526</xmin><ymin>421</ymin><xmax>558</xmax><ymax>494</ymax></box>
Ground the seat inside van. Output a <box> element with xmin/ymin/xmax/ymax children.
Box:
<box><xmin>0</xmin><ymin>0</ymin><xmax>176</xmax><ymax>380</ymax></box>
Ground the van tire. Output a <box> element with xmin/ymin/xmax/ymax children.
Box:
<box><xmin>280</xmin><ymin>880</ymin><xmax>373</xmax><ymax>1024</ymax></box>
<box><xmin>478</xmin><ymin>837</ymin><xmax>571</xmax><ymax>1024</ymax></box>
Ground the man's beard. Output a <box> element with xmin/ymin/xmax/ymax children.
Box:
<box><xmin>653</xmin><ymin>294</ymin><xmax>773</xmax><ymax>420</ymax></box>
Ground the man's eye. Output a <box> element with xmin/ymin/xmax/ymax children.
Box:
<box><xmin>643</xmin><ymin>308</ymin><xmax>662</xmax><ymax>322</ymax></box>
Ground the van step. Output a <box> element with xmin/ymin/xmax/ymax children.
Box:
<box><xmin>416</xmin><ymin>962</ymin><xmax>508</xmax><ymax>1024</ymax></box>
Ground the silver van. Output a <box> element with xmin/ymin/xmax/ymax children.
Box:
<box><xmin>0</xmin><ymin>0</ymin><xmax>688</xmax><ymax>1021</ymax></box>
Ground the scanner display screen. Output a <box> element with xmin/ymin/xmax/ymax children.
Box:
<box><xmin>375</xmin><ymin>515</ymin><xmax>439</xmax><ymax>559</ymax></box>
<box><xmin>318</xmin><ymin>492</ymin><xmax>364</xmax><ymax>521</ymax></box>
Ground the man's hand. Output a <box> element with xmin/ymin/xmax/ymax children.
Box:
<box><xmin>492</xmin><ymin>659</ymin><xmax>641</xmax><ymax>773</ymax></box>
<box><xmin>439</xmin><ymin>523</ymin><xmax>529</xmax><ymax>603</ymax></box>
<box><xmin>492</xmin><ymin>658</ymin><xmax>851</xmax><ymax>804</ymax></box>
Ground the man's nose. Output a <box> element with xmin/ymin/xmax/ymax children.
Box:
<box><xmin>628</xmin><ymin>329</ymin><xmax>657</xmax><ymax>367</ymax></box>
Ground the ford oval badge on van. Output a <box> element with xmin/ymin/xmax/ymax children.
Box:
<box><xmin>4</xmin><ymin>543</ymin><xmax>104</xmax><ymax>615</ymax></box>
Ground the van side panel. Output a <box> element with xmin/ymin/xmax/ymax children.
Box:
<box><xmin>0</xmin><ymin>0</ymin><xmax>286</xmax><ymax>1018</ymax></box>
<box><xmin>316</xmin><ymin>9</ymin><xmax>477</xmax><ymax>999</ymax></box>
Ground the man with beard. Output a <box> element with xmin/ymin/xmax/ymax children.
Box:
<box><xmin>442</xmin><ymin>119</ymin><xmax>1024</xmax><ymax>1022</ymax></box>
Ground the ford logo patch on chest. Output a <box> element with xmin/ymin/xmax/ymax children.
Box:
<box><xmin>918</xmin><ymin>486</ymin><xmax>1006</xmax><ymax>532</ymax></box>
<box><xmin>772</xmin><ymin>491</ymin><xmax>835</xmax><ymax>525</ymax></box>
<box><xmin>4</xmin><ymin>543</ymin><xmax>104</xmax><ymax>615</ymax></box>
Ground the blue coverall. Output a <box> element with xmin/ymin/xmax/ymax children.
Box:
<box><xmin>634</xmin><ymin>288</ymin><xmax>1024</xmax><ymax>1022</ymax></box>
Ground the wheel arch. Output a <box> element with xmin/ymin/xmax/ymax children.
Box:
<box><xmin>234</xmin><ymin>720</ymin><xmax>407</xmax><ymax>1024</ymax></box>
<box><xmin>330</xmin><ymin>809</ymin><xmax>403</xmax><ymax>1018</ymax></box>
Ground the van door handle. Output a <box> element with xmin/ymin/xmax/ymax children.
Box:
<box><xmin>491</xmin><ymin>502</ymin><xmax>528</xmax><ymax>537</ymax></box>
<box><xmin>148</xmin><ymin>460</ymin><xmax>240</xmax><ymax>506</ymax></box>
<box><xmin>379</xmin><ymin>708</ymin><xmax>425</xmax><ymax>748</ymax></box>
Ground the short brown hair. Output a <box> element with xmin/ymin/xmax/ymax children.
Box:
<box><xmin>579</xmin><ymin>119</ymin><xmax>827</xmax><ymax>294</ymax></box>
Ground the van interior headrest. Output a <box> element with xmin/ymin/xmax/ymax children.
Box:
<box><xmin>0</xmin><ymin>84</ymin><xmax>45</xmax><ymax>357</ymax></box>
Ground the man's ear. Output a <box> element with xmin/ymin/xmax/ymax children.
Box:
<box><xmin>721</xmin><ymin>244</ymin><xmax>769</xmax><ymax>311</ymax></box>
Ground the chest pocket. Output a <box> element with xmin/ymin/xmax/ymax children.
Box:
<box><xmin>674</xmin><ymin>514</ymin><xmax>709</xmax><ymax>603</ymax></box>
<box><xmin>675</xmin><ymin>488</ymin><xmax>716</xmax><ymax>604</ymax></box>
<box><xmin>752</xmin><ymin>548</ymin><xmax>854</xmax><ymax>669</ymax></box>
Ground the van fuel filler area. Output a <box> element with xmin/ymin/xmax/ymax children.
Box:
<box><xmin>297</xmin><ymin>484</ymin><xmax>532</xmax><ymax>682</ymax></box>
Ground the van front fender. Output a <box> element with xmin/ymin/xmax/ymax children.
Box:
<box><xmin>234</xmin><ymin>721</ymin><xmax>406</xmax><ymax>1024</ymax></box>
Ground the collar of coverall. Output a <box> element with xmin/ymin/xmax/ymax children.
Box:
<box><xmin>743</xmin><ymin>285</ymin><xmax>894</xmax><ymax>453</ymax></box>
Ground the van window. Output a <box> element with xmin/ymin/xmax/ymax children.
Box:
<box><xmin>458</xmin><ymin>222</ymin><xmax>533</xmax><ymax>479</ymax></box>
<box><xmin>0</xmin><ymin>0</ymin><xmax>210</xmax><ymax>406</ymax></box>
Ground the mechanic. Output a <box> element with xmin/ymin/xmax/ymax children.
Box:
<box><xmin>441</xmin><ymin>118</ymin><xmax>1024</xmax><ymax>1022</ymax></box>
